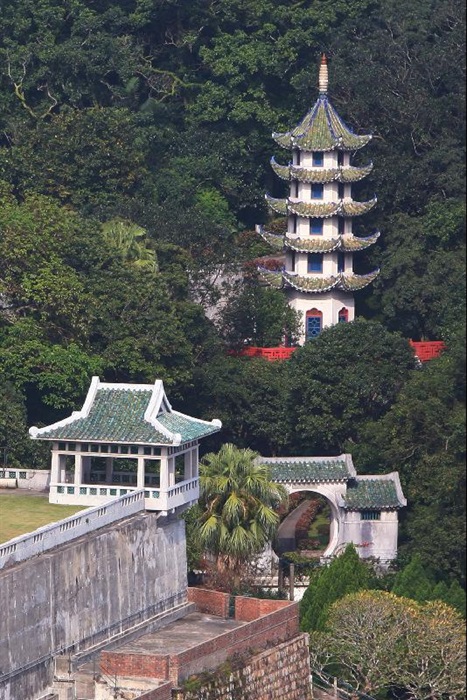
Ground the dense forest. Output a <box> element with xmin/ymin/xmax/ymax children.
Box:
<box><xmin>0</xmin><ymin>0</ymin><xmax>465</xmax><ymax>589</ymax></box>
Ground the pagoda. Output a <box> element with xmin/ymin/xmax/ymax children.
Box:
<box><xmin>256</xmin><ymin>55</ymin><xmax>380</xmax><ymax>343</ymax></box>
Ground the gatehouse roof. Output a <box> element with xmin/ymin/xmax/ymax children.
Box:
<box><xmin>261</xmin><ymin>455</ymin><xmax>356</xmax><ymax>483</ymax></box>
<box><xmin>29</xmin><ymin>377</ymin><xmax>221</xmax><ymax>446</ymax></box>
<box><xmin>340</xmin><ymin>474</ymin><xmax>407</xmax><ymax>510</ymax></box>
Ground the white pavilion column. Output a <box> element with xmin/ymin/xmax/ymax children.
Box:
<box><xmin>50</xmin><ymin>449</ymin><xmax>60</xmax><ymax>483</ymax></box>
<box><xmin>137</xmin><ymin>455</ymin><xmax>145</xmax><ymax>489</ymax></box>
<box><xmin>74</xmin><ymin>454</ymin><xmax>83</xmax><ymax>487</ymax></box>
<box><xmin>159</xmin><ymin>451</ymin><xmax>170</xmax><ymax>491</ymax></box>
<box><xmin>59</xmin><ymin>455</ymin><xmax>67</xmax><ymax>483</ymax></box>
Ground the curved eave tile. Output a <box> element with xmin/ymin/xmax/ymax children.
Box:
<box><xmin>265</xmin><ymin>195</ymin><xmax>288</xmax><ymax>216</ymax></box>
<box><xmin>285</xmin><ymin>237</ymin><xmax>339</xmax><ymax>253</ymax></box>
<box><xmin>289</xmin><ymin>201</ymin><xmax>340</xmax><ymax>218</ymax></box>
<box><xmin>256</xmin><ymin>225</ymin><xmax>285</xmax><ymax>250</ymax></box>
<box><xmin>271</xmin><ymin>159</ymin><xmax>374</xmax><ymax>184</ymax></box>
<box><xmin>337</xmin><ymin>270</ymin><xmax>380</xmax><ymax>291</ymax></box>
<box><xmin>341</xmin><ymin>197</ymin><xmax>377</xmax><ymax>217</ymax></box>
<box><xmin>258</xmin><ymin>268</ymin><xmax>284</xmax><ymax>289</ymax></box>
<box><xmin>339</xmin><ymin>231</ymin><xmax>380</xmax><ymax>251</ymax></box>
<box><xmin>283</xmin><ymin>272</ymin><xmax>338</xmax><ymax>293</ymax></box>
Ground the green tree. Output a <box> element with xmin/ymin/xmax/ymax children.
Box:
<box><xmin>197</xmin><ymin>443</ymin><xmax>288</xmax><ymax>589</ymax></box>
<box><xmin>286</xmin><ymin>319</ymin><xmax>415</xmax><ymax>454</ymax></box>
<box><xmin>392</xmin><ymin>555</ymin><xmax>436</xmax><ymax>602</ymax></box>
<box><xmin>300</xmin><ymin>544</ymin><xmax>371</xmax><ymax>632</ymax></box>
<box><xmin>353</xmin><ymin>326</ymin><xmax>466</xmax><ymax>584</ymax></box>
<box><xmin>220</xmin><ymin>279</ymin><xmax>300</xmax><ymax>348</ymax></box>
<box><xmin>315</xmin><ymin>591</ymin><xmax>466</xmax><ymax>698</ymax></box>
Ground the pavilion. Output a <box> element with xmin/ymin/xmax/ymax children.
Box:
<box><xmin>29</xmin><ymin>376</ymin><xmax>221</xmax><ymax>515</ymax></box>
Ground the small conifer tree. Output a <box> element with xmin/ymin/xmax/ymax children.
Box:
<box><xmin>299</xmin><ymin>544</ymin><xmax>370</xmax><ymax>632</ymax></box>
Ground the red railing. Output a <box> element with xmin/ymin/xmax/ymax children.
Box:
<box><xmin>409</xmin><ymin>341</ymin><xmax>446</xmax><ymax>362</ymax></box>
<box><xmin>229</xmin><ymin>346</ymin><xmax>296</xmax><ymax>361</ymax></box>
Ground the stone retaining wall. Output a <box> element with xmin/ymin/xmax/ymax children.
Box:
<box><xmin>175</xmin><ymin>635</ymin><xmax>311</xmax><ymax>700</ymax></box>
<box><xmin>0</xmin><ymin>514</ymin><xmax>187</xmax><ymax>700</ymax></box>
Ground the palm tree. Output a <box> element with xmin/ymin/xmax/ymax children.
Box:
<box><xmin>197</xmin><ymin>443</ymin><xmax>288</xmax><ymax>588</ymax></box>
<box><xmin>101</xmin><ymin>219</ymin><xmax>158</xmax><ymax>272</ymax></box>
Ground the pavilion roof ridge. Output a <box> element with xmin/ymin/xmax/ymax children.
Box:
<box><xmin>29</xmin><ymin>377</ymin><xmax>221</xmax><ymax>445</ymax></box>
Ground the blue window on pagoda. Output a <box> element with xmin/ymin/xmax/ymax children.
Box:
<box><xmin>338</xmin><ymin>217</ymin><xmax>345</xmax><ymax>235</ymax></box>
<box><xmin>311</xmin><ymin>184</ymin><xmax>324</xmax><ymax>199</ymax></box>
<box><xmin>338</xmin><ymin>252</ymin><xmax>345</xmax><ymax>273</ymax></box>
<box><xmin>308</xmin><ymin>253</ymin><xmax>323</xmax><ymax>273</ymax></box>
<box><xmin>306</xmin><ymin>309</ymin><xmax>322</xmax><ymax>339</ymax></box>
<box><xmin>338</xmin><ymin>183</ymin><xmax>345</xmax><ymax>199</ymax></box>
<box><xmin>310</xmin><ymin>218</ymin><xmax>323</xmax><ymax>235</ymax></box>
<box><xmin>312</xmin><ymin>152</ymin><xmax>324</xmax><ymax>167</ymax></box>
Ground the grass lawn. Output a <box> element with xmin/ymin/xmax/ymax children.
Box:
<box><xmin>0</xmin><ymin>492</ymin><xmax>85</xmax><ymax>544</ymax></box>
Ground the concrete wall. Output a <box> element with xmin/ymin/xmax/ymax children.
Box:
<box><xmin>0</xmin><ymin>490</ymin><xmax>145</xmax><ymax>570</ymax></box>
<box><xmin>341</xmin><ymin>510</ymin><xmax>400</xmax><ymax>562</ymax></box>
<box><xmin>0</xmin><ymin>468</ymin><xmax>50</xmax><ymax>491</ymax></box>
<box><xmin>0</xmin><ymin>514</ymin><xmax>187</xmax><ymax>700</ymax></box>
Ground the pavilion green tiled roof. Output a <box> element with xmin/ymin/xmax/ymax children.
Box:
<box><xmin>29</xmin><ymin>381</ymin><xmax>221</xmax><ymax>445</ymax></box>
<box><xmin>263</xmin><ymin>457</ymin><xmax>351</xmax><ymax>483</ymax></box>
<box><xmin>270</xmin><ymin>158</ymin><xmax>373</xmax><ymax>183</ymax></box>
<box><xmin>272</xmin><ymin>96</ymin><xmax>372</xmax><ymax>152</ymax></box>
<box><xmin>343</xmin><ymin>478</ymin><xmax>404</xmax><ymax>509</ymax></box>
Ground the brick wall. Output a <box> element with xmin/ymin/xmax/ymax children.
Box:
<box><xmin>234</xmin><ymin>596</ymin><xmax>292</xmax><ymax>622</ymax></box>
<box><xmin>100</xmin><ymin>652</ymin><xmax>169</xmax><ymax>679</ymax></box>
<box><xmin>101</xmin><ymin>596</ymin><xmax>300</xmax><ymax>686</ymax></box>
<box><xmin>187</xmin><ymin>588</ymin><xmax>230</xmax><ymax>618</ymax></box>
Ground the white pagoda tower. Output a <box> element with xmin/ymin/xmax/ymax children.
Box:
<box><xmin>256</xmin><ymin>55</ymin><xmax>380</xmax><ymax>344</ymax></box>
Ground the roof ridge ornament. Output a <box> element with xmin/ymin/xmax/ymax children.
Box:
<box><xmin>319</xmin><ymin>53</ymin><xmax>328</xmax><ymax>95</ymax></box>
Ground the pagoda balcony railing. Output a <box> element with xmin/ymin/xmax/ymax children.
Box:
<box><xmin>49</xmin><ymin>477</ymin><xmax>199</xmax><ymax>513</ymax></box>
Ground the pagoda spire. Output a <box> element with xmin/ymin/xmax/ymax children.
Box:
<box><xmin>319</xmin><ymin>53</ymin><xmax>329</xmax><ymax>95</ymax></box>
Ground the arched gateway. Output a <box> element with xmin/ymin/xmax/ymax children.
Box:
<box><xmin>261</xmin><ymin>455</ymin><xmax>406</xmax><ymax>565</ymax></box>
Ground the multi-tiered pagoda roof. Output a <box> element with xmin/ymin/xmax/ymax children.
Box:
<box><xmin>258</xmin><ymin>55</ymin><xmax>379</xmax><ymax>297</ymax></box>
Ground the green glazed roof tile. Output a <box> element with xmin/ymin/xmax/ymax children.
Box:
<box><xmin>265</xmin><ymin>196</ymin><xmax>377</xmax><ymax>219</ymax></box>
<box><xmin>338</xmin><ymin>270</ymin><xmax>380</xmax><ymax>291</ymax></box>
<box><xmin>285</xmin><ymin>237</ymin><xmax>340</xmax><ymax>253</ymax></box>
<box><xmin>30</xmin><ymin>380</ymin><xmax>221</xmax><ymax>445</ymax></box>
<box><xmin>343</xmin><ymin>478</ymin><xmax>404</xmax><ymax>509</ymax></box>
<box><xmin>340</xmin><ymin>232</ymin><xmax>380</xmax><ymax>251</ymax></box>
<box><xmin>272</xmin><ymin>96</ymin><xmax>372</xmax><ymax>152</ymax></box>
<box><xmin>283</xmin><ymin>272</ymin><xmax>338</xmax><ymax>292</ymax></box>
<box><xmin>262</xmin><ymin>457</ymin><xmax>351</xmax><ymax>482</ymax></box>
<box><xmin>270</xmin><ymin>158</ymin><xmax>373</xmax><ymax>184</ymax></box>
